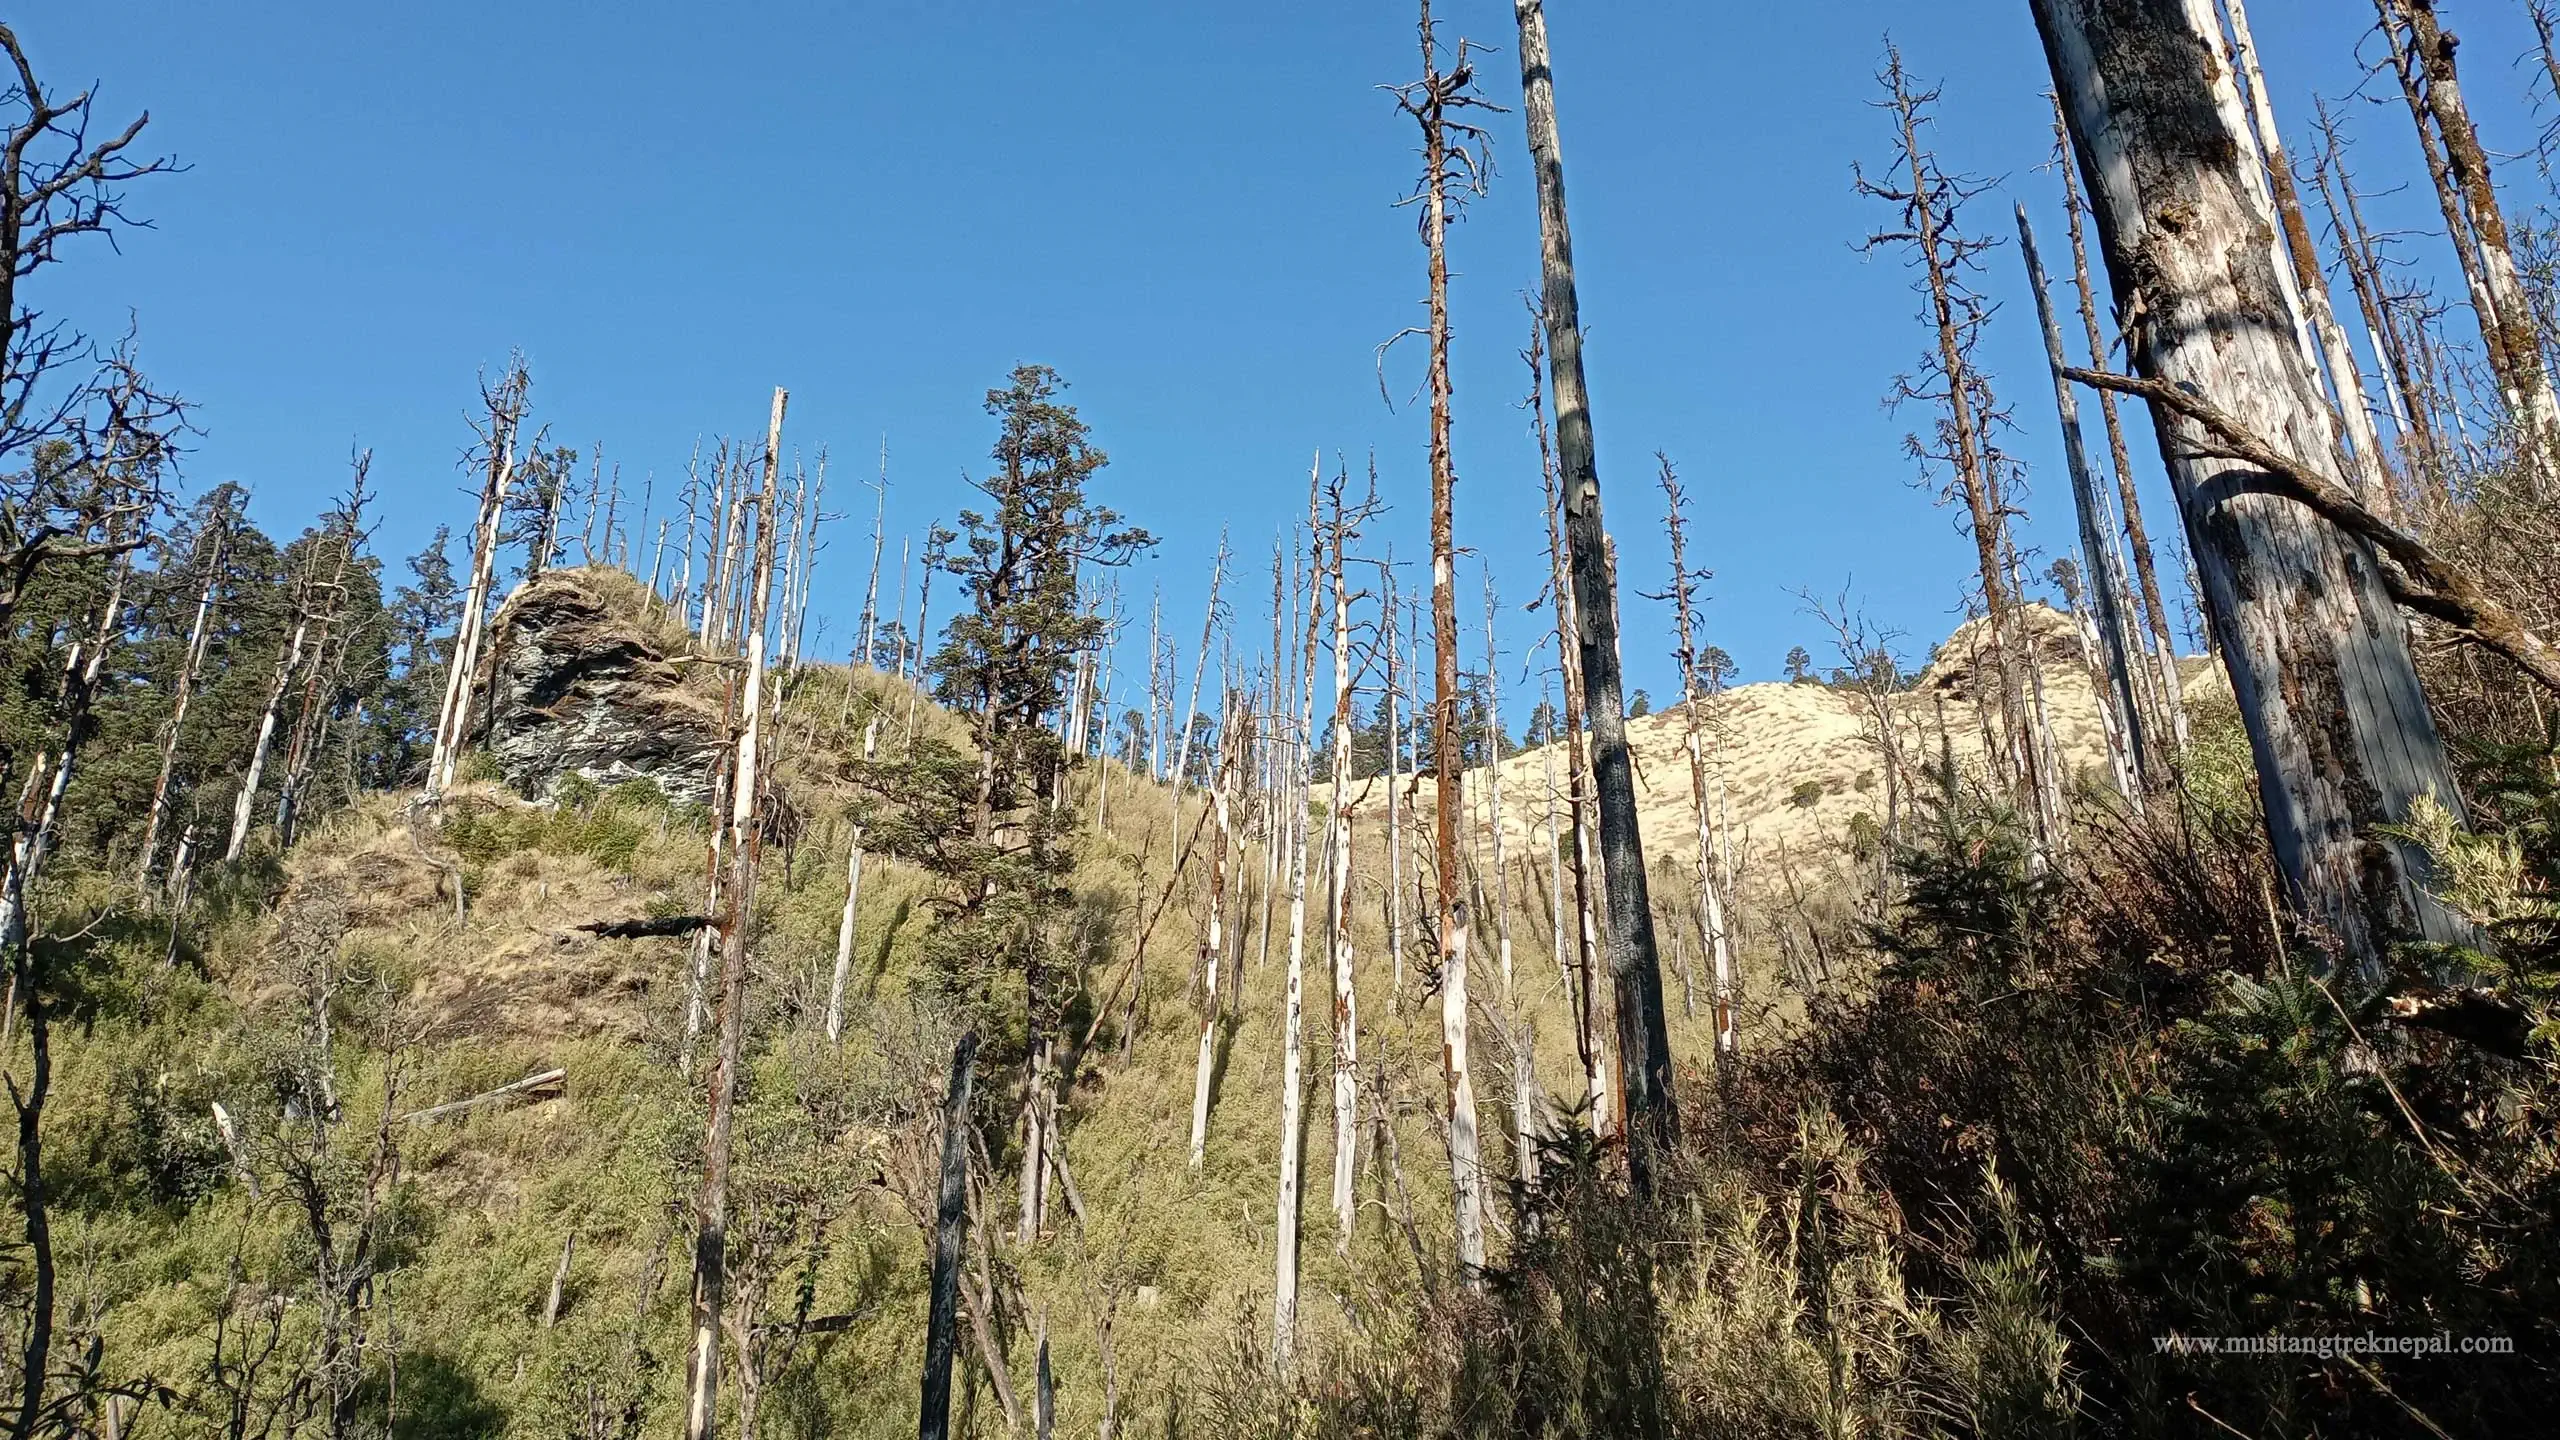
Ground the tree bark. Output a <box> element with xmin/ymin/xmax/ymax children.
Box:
<box><xmin>2033</xmin><ymin>0</ymin><xmax>2468</xmax><ymax>967</ymax></box>
<box><xmin>919</xmin><ymin>1031</ymin><xmax>978</xmax><ymax>1440</ymax></box>
<box><xmin>1514</xmin><ymin>0</ymin><xmax>1674</xmax><ymax>1163</ymax></box>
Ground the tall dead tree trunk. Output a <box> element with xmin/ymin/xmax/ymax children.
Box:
<box><xmin>1186</xmin><ymin>697</ymin><xmax>1237</xmax><ymax>1170</ymax></box>
<box><xmin>426</xmin><ymin>361</ymin><xmax>529</xmax><ymax>801</ymax></box>
<box><xmin>136</xmin><ymin>501</ymin><xmax>227</xmax><ymax>886</ymax></box>
<box><xmin>1278</xmin><ymin>464</ymin><xmax>1333</xmax><ymax>1368</ymax></box>
<box><xmin>2311</xmin><ymin>100</ymin><xmax>2442</xmax><ymax>490</ymax></box>
<box><xmin>1401</xmin><ymin>1</ymin><xmax>1492</xmax><ymax>1277</ymax></box>
<box><xmin>2019</xmin><ymin>205</ymin><xmax>2155</xmax><ymax>797</ymax></box>
<box><xmin>2383</xmin><ymin>0</ymin><xmax>2560</xmax><ymax>500</ymax></box>
<box><xmin>226</xmin><ymin>566</ymin><xmax>315</xmax><ymax>863</ymax></box>
<box><xmin>2032</xmin><ymin>0</ymin><xmax>2468</xmax><ymax>967</ymax></box>
<box><xmin>1324</xmin><ymin>475</ymin><xmax>1366</xmax><ymax>1252</ymax></box>
<box><xmin>1656</xmin><ymin>458</ymin><xmax>1739</xmax><ymax>1065</ymax></box>
<box><xmin>684</xmin><ymin>386</ymin><xmax>785</xmax><ymax>1440</ymax></box>
<box><xmin>1383</xmin><ymin>552</ymin><xmax>1408</xmax><ymax>1003</ymax></box>
<box><xmin>825</xmin><ymin>716</ymin><xmax>882</xmax><ymax>1043</ymax></box>
<box><xmin>2055</xmin><ymin>93</ymin><xmax>2188</xmax><ymax>746</ymax></box>
<box><xmin>1863</xmin><ymin>49</ymin><xmax>2057</xmax><ymax>856</ymax></box>
<box><xmin>1527</xmin><ymin>308</ymin><xmax>1611</xmax><ymax>1138</ymax></box>
<box><xmin>2221</xmin><ymin>0</ymin><xmax>2394</xmax><ymax>513</ymax></box>
<box><xmin>861</xmin><ymin>444</ymin><xmax>888</xmax><ymax>666</ymax></box>
<box><xmin>1514</xmin><ymin>0</ymin><xmax>1674</xmax><ymax>1161</ymax></box>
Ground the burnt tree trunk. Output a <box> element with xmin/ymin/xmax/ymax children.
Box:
<box><xmin>1515</xmin><ymin>0</ymin><xmax>1674</xmax><ymax>1161</ymax></box>
<box><xmin>919</xmin><ymin>1032</ymin><xmax>978</xmax><ymax>1440</ymax></box>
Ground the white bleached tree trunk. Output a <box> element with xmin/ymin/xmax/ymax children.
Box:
<box><xmin>2032</xmin><ymin>0</ymin><xmax>2468</xmax><ymax>966</ymax></box>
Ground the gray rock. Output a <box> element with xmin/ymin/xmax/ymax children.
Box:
<box><xmin>473</xmin><ymin>570</ymin><xmax>724</xmax><ymax>809</ymax></box>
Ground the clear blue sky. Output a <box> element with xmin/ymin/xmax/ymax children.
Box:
<box><xmin>29</xmin><ymin>1</ymin><xmax>2552</xmax><ymax>715</ymax></box>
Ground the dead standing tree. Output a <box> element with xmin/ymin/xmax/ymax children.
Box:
<box><xmin>2018</xmin><ymin>205</ymin><xmax>2156</xmax><ymax>797</ymax></box>
<box><xmin>1514</xmin><ymin>0</ymin><xmax>1677</xmax><ymax>1162</ymax></box>
<box><xmin>2052</xmin><ymin>93</ymin><xmax>2189</xmax><ymax>749</ymax></box>
<box><xmin>1651</xmin><ymin>456</ymin><xmax>1739</xmax><ymax>1065</ymax></box>
<box><xmin>1858</xmin><ymin>47</ymin><xmax>2060</xmax><ymax>856</ymax></box>
<box><xmin>2030</xmin><ymin>0</ymin><xmax>2471</xmax><ymax>966</ymax></box>
<box><xmin>135</xmin><ymin>492</ymin><xmax>229</xmax><ymax>887</ymax></box>
<box><xmin>1523</xmin><ymin>306</ymin><xmax>1611</xmax><ymax>1136</ymax></box>
<box><xmin>2377</xmin><ymin>0</ymin><xmax>2560</xmax><ymax>501</ymax></box>
<box><xmin>684</xmin><ymin>386</ymin><xmax>785</xmax><ymax>1440</ymax></box>
<box><xmin>424</xmin><ymin>358</ymin><xmax>530</xmax><ymax>802</ymax></box>
<box><xmin>1392</xmin><ymin>0</ymin><xmax>1497</xmax><ymax>1276</ymax></box>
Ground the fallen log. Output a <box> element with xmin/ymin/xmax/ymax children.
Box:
<box><xmin>401</xmin><ymin>1067</ymin><xmax>568</xmax><ymax>1124</ymax></box>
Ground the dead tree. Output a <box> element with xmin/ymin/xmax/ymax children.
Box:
<box><xmin>919</xmin><ymin>1032</ymin><xmax>978</xmax><ymax>1440</ymax></box>
<box><xmin>1171</xmin><ymin>533</ymin><xmax>1229</xmax><ymax>790</ymax></box>
<box><xmin>2018</xmin><ymin>206</ymin><xmax>2155</xmax><ymax>797</ymax></box>
<box><xmin>1859</xmin><ymin>47</ymin><xmax>2058</xmax><ymax>856</ymax></box>
<box><xmin>1525</xmin><ymin>302</ymin><xmax>1611</xmax><ymax>1137</ymax></box>
<box><xmin>1513</xmin><ymin>0</ymin><xmax>1676</xmax><ymax>1159</ymax></box>
<box><xmin>2310</xmin><ymin>100</ymin><xmax>2443</xmax><ymax>493</ymax></box>
<box><xmin>2220</xmin><ymin>0</ymin><xmax>2393</xmax><ymax>512</ymax></box>
<box><xmin>1653</xmin><ymin>456</ymin><xmax>1738</xmax><ymax>1064</ymax></box>
<box><xmin>1382</xmin><ymin>547</ymin><xmax>1408</xmax><ymax>1001</ymax></box>
<box><xmin>275</xmin><ymin>457</ymin><xmax>376</xmax><ymax>849</ymax></box>
<box><xmin>1395</xmin><ymin>0</ymin><xmax>1495</xmax><ymax>1276</ymax></box>
<box><xmin>1326</xmin><ymin>472</ymin><xmax>1381</xmax><ymax>1253</ymax></box>
<box><xmin>2379</xmin><ymin>0</ymin><xmax>2560</xmax><ymax>500</ymax></box>
<box><xmin>1278</xmin><ymin>459</ymin><xmax>1334</xmax><ymax>1367</ymax></box>
<box><xmin>1186</xmin><ymin>688</ymin><xmax>1238</xmax><ymax>1170</ymax></box>
<box><xmin>684</xmin><ymin>386</ymin><xmax>785</xmax><ymax>1440</ymax></box>
<box><xmin>227</xmin><ymin>549</ymin><xmax>321</xmax><ymax>862</ymax></box>
<box><xmin>2032</xmin><ymin>0</ymin><xmax>2471</xmax><ymax>965</ymax></box>
<box><xmin>425</xmin><ymin>358</ymin><xmax>530</xmax><ymax>800</ymax></box>
<box><xmin>2053</xmin><ymin>93</ymin><xmax>2188</xmax><ymax>745</ymax></box>
<box><xmin>824</xmin><ymin>717</ymin><xmax>882</xmax><ymax>1043</ymax></box>
<box><xmin>136</xmin><ymin>494</ymin><xmax>229</xmax><ymax>887</ymax></box>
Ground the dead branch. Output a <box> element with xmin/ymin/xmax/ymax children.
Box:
<box><xmin>2062</xmin><ymin>365</ymin><xmax>2560</xmax><ymax>696</ymax></box>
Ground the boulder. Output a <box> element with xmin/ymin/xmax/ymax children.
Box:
<box><xmin>473</xmin><ymin>569</ymin><xmax>724</xmax><ymax>807</ymax></box>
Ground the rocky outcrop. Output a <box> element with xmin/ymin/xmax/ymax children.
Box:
<box><xmin>473</xmin><ymin>568</ymin><xmax>724</xmax><ymax>807</ymax></box>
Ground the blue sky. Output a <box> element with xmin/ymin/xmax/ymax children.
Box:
<box><xmin>28</xmin><ymin>1</ymin><xmax>2555</xmax><ymax>716</ymax></box>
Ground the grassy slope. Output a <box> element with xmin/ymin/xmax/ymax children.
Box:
<box><xmin>49</xmin><ymin>575</ymin><xmax>2054</xmax><ymax>1437</ymax></box>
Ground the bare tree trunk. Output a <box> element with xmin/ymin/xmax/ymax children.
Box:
<box><xmin>2034</xmin><ymin>0</ymin><xmax>2468</xmax><ymax>967</ymax></box>
<box><xmin>2312</xmin><ymin>101</ymin><xmax>2440</xmax><ymax>489</ymax></box>
<box><xmin>826</xmin><ymin>717</ymin><xmax>882</xmax><ymax>1043</ymax></box>
<box><xmin>1383</xmin><ymin>555</ymin><xmax>1407</xmax><ymax>1003</ymax></box>
<box><xmin>1514</xmin><ymin>0</ymin><xmax>1675</xmax><ymax>1163</ymax></box>
<box><xmin>1405</xmin><ymin>2</ymin><xmax>1489</xmax><ymax>1277</ymax></box>
<box><xmin>427</xmin><ymin>363</ymin><xmax>529</xmax><ymax>800</ymax></box>
<box><xmin>919</xmin><ymin>1032</ymin><xmax>978</xmax><ymax>1440</ymax></box>
<box><xmin>227</xmin><ymin>600</ymin><xmax>311</xmax><ymax>863</ymax></box>
<box><xmin>1171</xmin><ymin>536</ymin><xmax>1228</xmax><ymax>791</ymax></box>
<box><xmin>1322</xmin><ymin>477</ymin><xmax>1363</xmax><ymax>1253</ymax></box>
<box><xmin>1527</xmin><ymin>310</ymin><xmax>1612</xmax><ymax>1139</ymax></box>
<box><xmin>856</xmin><ymin>443</ymin><xmax>888</xmax><ymax>666</ymax></box>
<box><xmin>2221</xmin><ymin>0</ymin><xmax>2393</xmax><ymax>513</ymax></box>
<box><xmin>1186</xmin><ymin>706</ymin><xmax>1236</xmax><ymax>1170</ymax></box>
<box><xmin>2385</xmin><ymin>0</ymin><xmax>2560</xmax><ymax>500</ymax></box>
<box><xmin>2019</xmin><ymin>205</ymin><xmax>2155</xmax><ymax>796</ymax></box>
<box><xmin>1277</xmin><ymin>471</ymin><xmax>1329</xmax><ymax>1366</ymax></box>
<box><xmin>2055</xmin><ymin>94</ymin><xmax>2187</xmax><ymax>747</ymax></box>
<box><xmin>1657</xmin><ymin>458</ymin><xmax>1739</xmax><ymax>1065</ymax></box>
<box><xmin>685</xmin><ymin>387</ymin><xmax>785</xmax><ymax>1440</ymax></box>
<box><xmin>137</xmin><ymin>505</ymin><xmax>226</xmax><ymax>886</ymax></box>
